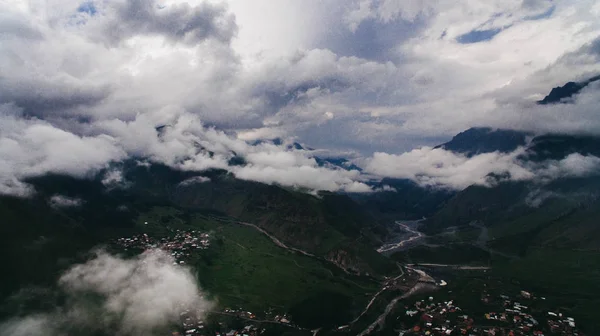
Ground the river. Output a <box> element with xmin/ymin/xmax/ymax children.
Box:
<box><xmin>377</xmin><ymin>220</ymin><xmax>426</xmax><ymax>254</ymax></box>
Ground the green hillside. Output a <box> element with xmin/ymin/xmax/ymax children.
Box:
<box><xmin>419</xmin><ymin>175</ymin><xmax>600</xmax><ymax>332</ymax></box>
<box><xmin>0</xmin><ymin>167</ymin><xmax>396</xmax><ymax>327</ymax></box>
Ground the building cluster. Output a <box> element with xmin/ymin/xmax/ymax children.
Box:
<box><xmin>171</xmin><ymin>308</ymin><xmax>265</xmax><ymax>336</ymax></box>
<box><xmin>479</xmin><ymin>291</ymin><xmax>582</xmax><ymax>336</ymax></box>
<box><xmin>222</xmin><ymin>307</ymin><xmax>293</xmax><ymax>325</ymax></box>
<box><xmin>178</xmin><ymin>308</ymin><xmax>207</xmax><ymax>336</ymax></box>
<box><xmin>401</xmin><ymin>290</ymin><xmax>584</xmax><ymax>336</ymax></box>
<box><xmin>113</xmin><ymin>229</ymin><xmax>210</xmax><ymax>262</ymax></box>
<box><xmin>402</xmin><ymin>296</ymin><xmax>465</xmax><ymax>335</ymax></box>
<box><xmin>215</xmin><ymin>325</ymin><xmax>260</xmax><ymax>336</ymax></box>
<box><xmin>170</xmin><ymin>307</ymin><xmax>296</xmax><ymax>336</ymax></box>
<box><xmin>223</xmin><ymin>308</ymin><xmax>258</xmax><ymax>320</ymax></box>
<box><xmin>546</xmin><ymin>313</ymin><xmax>579</xmax><ymax>335</ymax></box>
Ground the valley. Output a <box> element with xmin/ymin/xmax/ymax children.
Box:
<box><xmin>1</xmin><ymin>176</ymin><xmax>597</xmax><ymax>335</ymax></box>
<box><xmin>2</xmin><ymin>3</ymin><xmax>600</xmax><ymax>335</ymax></box>
<box><xmin>377</xmin><ymin>220</ymin><xmax>426</xmax><ymax>254</ymax></box>
<box><xmin>2</xmin><ymin>120</ymin><xmax>600</xmax><ymax>335</ymax></box>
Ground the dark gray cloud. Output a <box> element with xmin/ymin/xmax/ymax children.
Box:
<box><xmin>0</xmin><ymin>77</ymin><xmax>111</xmax><ymax>116</ymax></box>
<box><xmin>82</xmin><ymin>0</ymin><xmax>237</xmax><ymax>46</ymax></box>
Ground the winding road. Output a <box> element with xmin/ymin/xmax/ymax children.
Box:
<box><xmin>206</xmin><ymin>215</ymin><xmax>359</xmax><ymax>276</ymax></box>
<box><xmin>407</xmin><ymin>263</ymin><xmax>491</xmax><ymax>270</ymax></box>
<box><xmin>208</xmin><ymin>215</ymin><xmax>316</xmax><ymax>257</ymax></box>
<box><xmin>356</xmin><ymin>269</ymin><xmax>437</xmax><ymax>336</ymax></box>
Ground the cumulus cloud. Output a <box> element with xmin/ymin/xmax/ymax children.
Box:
<box><xmin>375</xmin><ymin>185</ymin><xmax>397</xmax><ymax>192</ymax></box>
<box><xmin>1</xmin><ymin>0</ymin><xmax>600</xmax><ymax>196</ymax></box>
<box><xmin>49</xmin><ymin>195</ymin><xmax>83</xmax><ymax>208</ymax></box>
<box><xmin>102</xmin><ymin>168</ymin><xmax>127</xmax><ymax>187</ymax></box>
<box><xmin>364</xmin><ymin>147</ymin><xmax>600</xmax><ymax>190</ymax></box>
<box><xmin>0</xmin><ymin>104</ymin><xmax>371</xmax><ymax>196</ymax></box>
<box><xmin>0</xmin><ymin>249</ymin><xmax>212</xmax><ymax>336</ymax></box>
<box><xmin>178</xmin><ymin>176</ymin><xmax>211</xmax><ymax>186</ymax></box>
<box><xmin>365</xmin><ymin>147</ymin><xmax>532</xmax><ymax>189</ymax></box>
<box><xmin>80</xmin><ymin>0</ymin><xmax>237</xmax><ymax>46</ymax></box>
<box><xmin>224</xmin><ymin>0</ymin><xmax>600</xmax><ymax>152</ymax></box>
<box><xmin>537</xmin><ymin>153</ymin><xmax>600</xmax><ymax>181</ymax></box>
<box><xmin>233</xmin><ymin>164</ymin><xmax>371</xmax><ymax>193</ymax></box>
<box><xmin>0</xmin><ymin>105</ymin><xmax>126</xmax><ymax>196</ymax></box>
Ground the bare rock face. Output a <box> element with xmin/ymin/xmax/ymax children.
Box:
<box><xmin>326</xmin><ymin>248</ymin><xmax>363</xmax><ymax>275</ymax></box>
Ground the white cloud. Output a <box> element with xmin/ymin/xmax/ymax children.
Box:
<box><xmin>0</xmin><ymin>107</ymin><xmax>126</xmax><ymax>196</ymax></box>
<box><xmin>0</xmin><ymin>103</ymin><xmax>373</xmax><ymax>196</ymax></box>
<box><xmin>102</xmin><ymin>168</ymin><xmax>126</xmax><ymax>187</ymax></box>
<box><xmin>0</xmin><ymin>316</ymin><xmax>50</xmax><ymax>336</ymax></box>
<box><xmin>4</xmin><ymin>1</ymin><xmax>600</xmax><ymax>146</ymax></box>
<box><xmin>364</xmin><ymin>147</ymin><xmax>600</xmax><ymax>190</ymax></box>
<box><xmin>537</xmin><ymin>152</ymin><xmax>600</xmax><ymax>181</ymax></box>
<box><xmin>525</xmin><ymin>189</ymin><xmax>561</xmax><ymax>207</ymax></box>
<box><xmin>178</xmin><ymin>176</ymin><xmax>211</xmax><ymax>186</ymax></box>
<box><xmin>0</xmin><ymin>0</ymin><xmax>599</xmax><ymax>196</ymax></box>
<box><xmin>49</xmin><ymin>195</ymin><xmax>83</xmax><ymax>208</ymax></box>
<box><xmin>375</xmin><ymin>185</ymin><xmax>397</xmax><ymax>192</ymax></box>
<box><xmin>484</xmin><ymin>83</ymin><xmax>600</xmax><ymax>135</ymax></box>
<box><xmin>244</xmin><ymin>151</ymin><xmax>316</xmax><ymax>169</ymax></box>
<box><xmin>344</xmin><ymin>0</ymin><xmax>375</xmax><ymax>32</ymax></box>
<box><xmin>365</xmin><ymin>147</ymin><xmax>533</xmax><ymax>189</ymax></box>
<box><xmin>0</xmin><ymin>249</ymin><xmax>212</xmax><ymax>336</ymax></box>
<box><xmin>233</xmin><ymin>164</ymin><xmax>370</xmax><ymax>193</ymax></box>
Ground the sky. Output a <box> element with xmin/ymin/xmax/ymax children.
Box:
<box><xmin>1</xmin><ymin>0</ymin><xmax>600</xmax><ymax>195</ymax></box>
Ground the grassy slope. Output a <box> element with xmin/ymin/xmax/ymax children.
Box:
<box><xmin>167</xmin><ymin>172</ymin><xmax>396</xmax><ymax>275</ymax></box>
<box><xmin>391</xmin><ymin>243</ymin><xmax>494</xmax><ymax>266</ymax></box>
<box><xmin>1</xmin><ymin>198</ymin><xmax>385</xmax><ymax>330</ymax></box>
<box><xmin>135</xmin><ymin>207</ymin><xmax>382</xmax><ymax>328</ymax></box>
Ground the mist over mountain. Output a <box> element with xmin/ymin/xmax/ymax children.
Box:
<box><xmin>3</xmin><ymin>88</ymin><xmax>600</xmax><ymax>333</ymax></box>
<box><xmin>435</xmin><ymin>128</ymin><xmax>531</xmax><ymax>157</ymax></box>
<box><xmin>537</xmin><ymin>75</ymin><xmax>600</xmax><ymax>105</ymax></box>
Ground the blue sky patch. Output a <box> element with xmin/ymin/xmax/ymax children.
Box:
<box><xmin>456</xmin><ymin>28</ymin><xmax>503</xmax><ymax>44</ymax></box>
<box><xmin>77</xmin><ymin>2</ymin><xmax>97</xmax><ymax>16</ymax></box>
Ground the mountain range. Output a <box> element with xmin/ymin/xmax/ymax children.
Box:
<box><xmin>2</xmin><ymin>77</ymin><xmax>600</xmax><ymax>332</ymax></box>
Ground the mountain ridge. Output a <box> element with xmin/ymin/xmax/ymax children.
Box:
<box><xmin>537</xmin><ymin>74</ymin><xmax>600</xmax><ymax>104</ymax></box>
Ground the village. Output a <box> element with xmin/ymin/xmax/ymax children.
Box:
<box><xmin>169</xmin><ymin>307</ymin><xmax>301</xmax><ymax>336</ymax></box>
<box><xmin>398</xmin><ymin>288</ymin><xmax>583</xmax><ymax>336</ymax></box>
<box><xmin>113</xmin><ymin>228</ymin><xmax>211</xmax><ymax>262</ymax></box>
<box><xmin>111</xmin><ymin>229</ymin><xmax>585</xmax><ymax>336</ymax></box>
<box><xmin>112</xmin><ymin>230</ymin><xmax>302</xmax><ymax>336</ymax></box>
